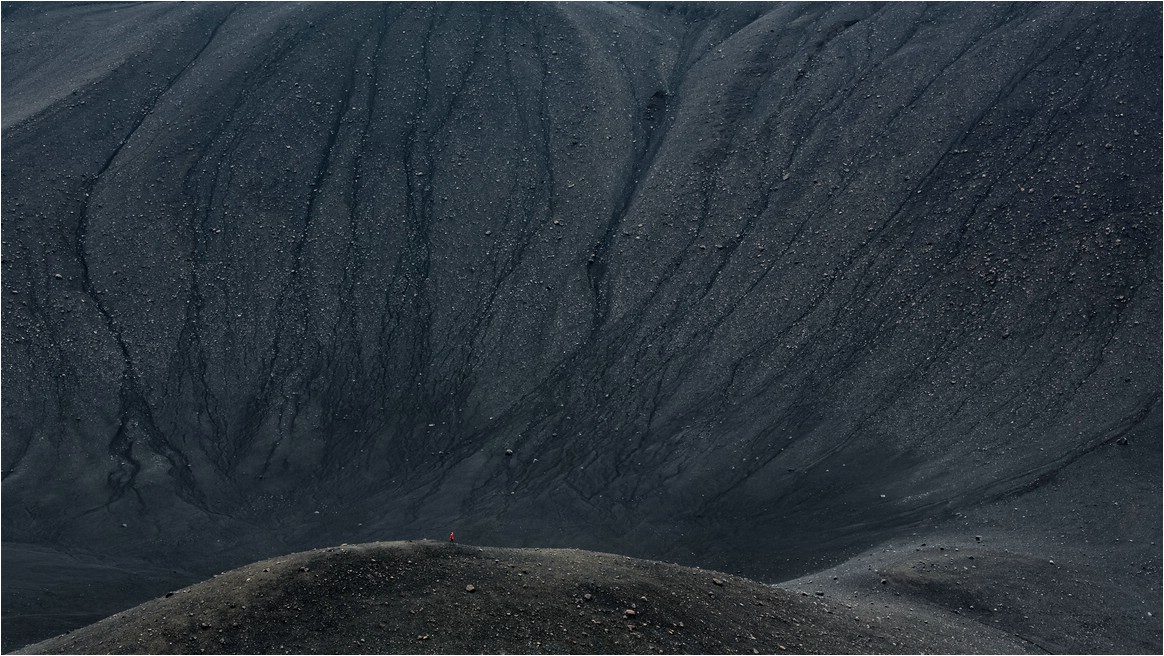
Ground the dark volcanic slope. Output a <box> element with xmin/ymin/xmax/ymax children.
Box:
<box><xmin>18</xmin><ymin>540</ymin><xmax>1034</xmax><ymax>655</ymax></box>
<box><xmin>2</xmin><ymin>1</ymin><xmax>1161</xmax><ymax>651</ymax></box>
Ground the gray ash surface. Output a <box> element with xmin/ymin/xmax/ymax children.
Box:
<box><xmin>2</xmin><ymin>1</ymin><xmax>1160</xmax><ymax>652</ymax></box>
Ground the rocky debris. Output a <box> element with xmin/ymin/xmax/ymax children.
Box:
<box><xmin>624</xmin><ymin>609</ymin><xmax>637</xmax><ymax>618</ymax></box>
<box><xmin>465</xmin><ymin>584</ymin><xmax>476</xmax><ymax>593</ymax></box>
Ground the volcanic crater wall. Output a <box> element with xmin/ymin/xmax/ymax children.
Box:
<box><xmin>2</xmin><ymin>0</ymin><xmax>1160</xmax><ymax>591</ymax></box>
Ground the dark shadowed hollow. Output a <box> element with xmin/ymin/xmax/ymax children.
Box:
<box><xmin>1</xmin><ymin>1</ymin><xmax>1161</xmax><ymax>653</ymax></box>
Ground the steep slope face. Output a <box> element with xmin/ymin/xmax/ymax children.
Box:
<box><xmin>2</xmin><ymin>1</ymin><xmax>1160</xmax><ymax>650</ymax></box>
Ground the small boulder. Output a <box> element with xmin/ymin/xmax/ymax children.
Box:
<box><xmin>624</xmin><ymin>609</ymin><xmax>637</xmax><ymax>618</ymax></box>
<box><xmin>465</xmin><ymin>584</ymin><xmax>476</xmax><ymax>593</ymax></box>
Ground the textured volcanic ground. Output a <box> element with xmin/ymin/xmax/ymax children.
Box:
<box><xmin>15</xmin><ymin>424</ymin><xmax>1163</xmax><ymax>655</ymax></box>
<box><xmin>12</xmin><ymin>540</ymin><xmax>1045</xmax><ymax>655</ymax></box>
<box><xmin>1</xmin><ymin>1</ymin><xmax>1161</xmax><ymax>652</ymax></box>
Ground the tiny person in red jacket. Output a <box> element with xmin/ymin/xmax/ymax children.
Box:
<box><xmin>449</xmin><ymin>531</ymin><xmax>455</xmax><ymax>543</ymax></box>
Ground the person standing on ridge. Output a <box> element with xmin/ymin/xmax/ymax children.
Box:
<box><xmin>449</xmin><ymin>531</ymin><xmax>455</xmax><ymax>544</ymax></box>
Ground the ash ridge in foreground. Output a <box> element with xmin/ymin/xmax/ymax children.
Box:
<box><xmin>18</xmin><ymin>540</ymin><xmax>1035</xmax><ymax>655</ymax></box>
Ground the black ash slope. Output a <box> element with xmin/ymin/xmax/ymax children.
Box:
<box><xmin>2</xmin><ymin>1</ymin><xmax>1160</xmax><ymax>652</ymax></box>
